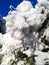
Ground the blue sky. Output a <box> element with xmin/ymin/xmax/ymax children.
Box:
<box><xmin>0</xmin><ymin>0</ymin><xmax>37</xmax><ymax>17</ymax></box>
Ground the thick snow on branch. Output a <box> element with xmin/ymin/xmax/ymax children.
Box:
<box><xmin>0</xmin><ymin>0</ymin><xmax>49</xmax><ymax>65</ymax></box>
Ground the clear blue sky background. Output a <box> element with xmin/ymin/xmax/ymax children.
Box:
<box><xmin>0</xmin><ymin>0</ymin><xmax>37</xmax><ymax>17</ymax></box>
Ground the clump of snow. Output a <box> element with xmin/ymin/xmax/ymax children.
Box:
<box><xmin>34</xmin><ymin>50</ymin><xmax>49</xmax><ymax>65</ymax></box>
<box><xmin>16</xmin><ymin>1</ymin><xmax>33</xmax><ymax>12</ymax></box>
<box><xmin>23</xmin><ymin>48</ymin><xmax>33</xmax><ymax>57</ymax></box>
<box><xmin>44</xmin><ymin>27</ymin><xmax>49</xmax><ymax>40</ymax></box>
